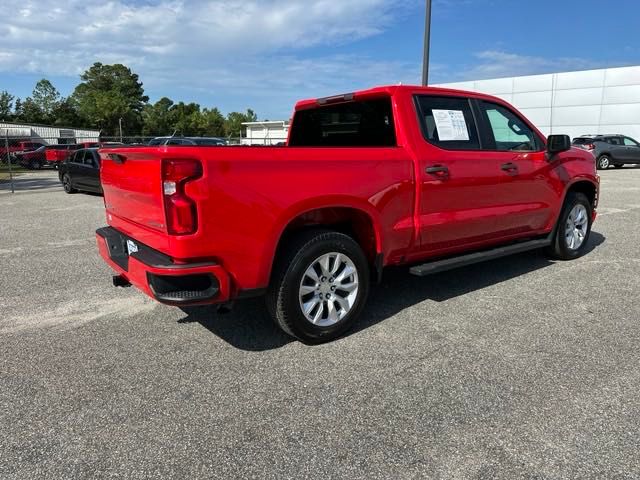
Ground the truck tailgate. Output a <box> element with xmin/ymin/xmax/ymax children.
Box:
<box><xmin>100</xmin><ymin>148</ymin><xmax>166</xmax><ymax>236</ymax></box>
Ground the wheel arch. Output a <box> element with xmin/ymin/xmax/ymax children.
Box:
<box><xmin>547</xmin><ymin>178</ymin><xmax>598</xmax><ymax>237</ymax></box>
<box><xmin>262</xmin><ymin>201</ymin><xmax>384</xmax><ymax>286</ymax></box>
<box><xmin>564</xmin><ymin>179</ymin><xmax>598</xmax><ymax>210</ymax></box>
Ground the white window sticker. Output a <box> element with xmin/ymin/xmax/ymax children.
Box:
<box><xmin>432</xmin><ymin>109</ymin><xmax>469</xmax><ymax>141</ymax></box>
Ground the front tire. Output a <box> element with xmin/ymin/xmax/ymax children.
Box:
<box><xmin>266</xmin><ymin>230</ymin><xmax>370</xmax><ymax>344</ymax></box>
<box><xmin>597</xmin><ymin>155</ymin><xmax>610</xmax><ymax>170</ymax></box>
<box><xmin>546</xmin><ymin>192</ymin><xmax>593</xmax><ymax>260</ymax></box>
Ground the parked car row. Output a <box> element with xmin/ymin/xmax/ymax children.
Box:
<box><xmin>7</xmin><ymin>141</ymin><xmax>123</xmax><ymax>169</ymax></box>
<box><xmin>5</xmin><ymin>136</ymin><xmax>229</xmax><ymax>169</ymax></box>
<box><xmin>0</xmin><ymin>141</ymin><xmax>46</xmax><ymax>165</ymax></box>
<box><xmin>572</xmin><ymin>134</ymin><xmax>640</xmax><ymax>170</ymax></box>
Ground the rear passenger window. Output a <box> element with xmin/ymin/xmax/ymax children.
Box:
<box><xmin>478</xmin><ymin>101</ymin><xmax>541</xmax><ymax>151</ymax></box>
<box><xmin>414</xmin><ymin>96</ymin><xmax>480</xmax><ymax>150</ymax></box>
<box><xmin>83</xmin><ymin>151</ymin><xmax>96</xmax><ymax>166</ymax></box>
<box><xmin>288</xmin><ymin>98</ymin><xmax>396</xmax><ymax>147</ymax></box>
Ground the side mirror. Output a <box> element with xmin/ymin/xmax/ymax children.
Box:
<box><xmin>547</xmin><ymin>134</ymin><xmax>571</xmax><ymax>155</ymax></box>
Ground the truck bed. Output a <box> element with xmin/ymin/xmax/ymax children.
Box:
<box><xmin>100</xmin><ymin>145</ymin><xmax>415</xmax><ymax>291</ymax></box>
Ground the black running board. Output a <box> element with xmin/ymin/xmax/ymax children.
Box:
<box><xmin>409</xmin><ymin>237</ymin><xmax>551</xmax><ymax>277</ymax></box>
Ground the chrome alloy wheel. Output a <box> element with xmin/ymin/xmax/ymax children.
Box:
<box><xmin>565</xmin><ymin>204</ymin><xmax>588</xmax><ymax>250</ymax></box>
<box><xmin>298</xmin><ymin>252</ymin><xmax>359</xmax><ymax>327</ymax></box>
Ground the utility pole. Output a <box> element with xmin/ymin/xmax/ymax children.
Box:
<box><xmin>422</xmin><ymin>0</ymin><xmax>433</xmax><ymax>86</ymax></box>
<box><xmin>119</xmin><ymin>118</ymin><xmax>123</xmax><ymax>143</ymax></box>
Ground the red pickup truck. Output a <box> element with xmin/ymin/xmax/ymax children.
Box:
<box><xmin>45</xmin><ymin>144</ymin><xmax>81</xmax><ymax>167</ymax></box>
<box><xmin>0</xmin><ymin>141</ymin><xmax>45</xmax><ymax>162</ymax></box>
<box><xmin>97</xmin><ymin>85</ymin><xmax>599</xmax><ymax>343</ymax></box>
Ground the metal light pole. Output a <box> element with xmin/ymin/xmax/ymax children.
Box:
<box><xmin>421</xmin><ymin>0</ymin><xmax>433</xmax><ymax>86</ymax></box>
<box><xmin>119</xmin><ymin>118</ymin><xmax>123</xmax><ymax>143</ymax></box>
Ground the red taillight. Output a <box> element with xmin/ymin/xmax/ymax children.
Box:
<box><xmin>585</xmin><ymin>143</ymin><xmax>595</xmax><ymax>150</ymax></box>
<box><xmin>162</xmin><ymin>159</ymin><xmax>202</xmax><ymax>235</ymax></box>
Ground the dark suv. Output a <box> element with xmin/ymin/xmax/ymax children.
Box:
<box><xmin>573</xmin><ymin>134</ymin><xmax>640</xmax><ymax>170</ymax></box>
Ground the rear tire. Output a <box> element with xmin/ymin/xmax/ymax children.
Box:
<box><xmin>546</xmin><ymin>192</ymin><xmax>592</xmax><ymax>260</ymax></box>
<box><xmin>62</xmin><ymin>174</ymin><xmax>77</xmax><ymax>194</ymax></box>
<box><xmin>29</xmin><ymin>160</ymin><xmax>42</xmax><ymax>170</ymax></box>
<box><xmin>266</xmin><ymin>229</ymin><xmax>370</xmax><ymax>344</ymax></box>
<box><xmin>596</xmin><ymin>155</ymin><xmax>610</xmax><ymax>170</ymax></box>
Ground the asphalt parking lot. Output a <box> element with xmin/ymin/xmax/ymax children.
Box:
<box><xmin>1</xmin><ymin>169</ymin><xmax>639</xmax><ymax>479</ymax></box>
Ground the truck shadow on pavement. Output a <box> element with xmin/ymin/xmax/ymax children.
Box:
<box><xmin>178</xmin><ymin>231</ymin><xmax>605</xmax><ymax>351</ymax></box>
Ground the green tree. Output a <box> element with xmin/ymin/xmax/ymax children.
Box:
<box><xmin>224</xmin><ymin>109</ymin><xmax>258</xmax><ymax>138</ymax></box>
<box><xmin>52</xmin><ymin>98</ymin><xmax>82</xmax><ymax>127</ymax></box>
<box><xmin>19</xmin><ymin>97</ymin><xmax>45</xmax><ymax>124</ymax></box>
<box><xmin>168</xmin><ymin>102</ymin><xmax>202</xmax><ymax>136</ymax></box>
<box><xmin>201</xmin><ymin>107</ymin><xmax>225</xmax><ymax>137</ymax></box>
<box><xmin>142</xmin><ymin>97</ymin><xmax>174</xmax><ymax>136</ymax></box>
<box><xmin>0</xmin><ymin>91</ymin><xmax>14</xmax><ymax>120</ymax></box>
<box><xmin>13</xmin><ymin>98</ymin><xmax>23</xmax><ymax>119</ymax></box>
<box><xmin>142</xmin><ymin>99</ymin><xmax>226</xmax><ymax>137</ymax></box>
<box><xmin>31</xmin><ymin>79</ymin><xmax>61</xmax><ymax>123</ymax></box>
<box><xmin>71</xmin><ymin>63</ymin><xmax>148</xmax><ymax>135</ymax></box>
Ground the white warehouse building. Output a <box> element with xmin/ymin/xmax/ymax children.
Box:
<box><xmin>0</xmin><ymin>121</ymin><xmax>100</xmax><ymax>144</ymax></box>
<box><xmin>437</xmin><ymin>65</ymin><xmax>640</xmax><ymax>140</ymax></box>
<box><xmin>241</xmin><ymin>121</ymin><xmax>289</xmax><ymax>145</ymax></box>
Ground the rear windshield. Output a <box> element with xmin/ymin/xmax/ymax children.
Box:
<box><xmin>289</xmin><ymin>98</ymin><xmax>396</xmax><ymax>147</ymax></box>
<box><xmin>572</xmin><ymin>138</ymin><xmax>594</xmax><ymax>144</ymax></box>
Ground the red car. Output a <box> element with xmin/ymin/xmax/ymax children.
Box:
<box><xmin>97</xmin><ymin>85</ymin><xmax>599</xmax><ymax>343</ymax></box>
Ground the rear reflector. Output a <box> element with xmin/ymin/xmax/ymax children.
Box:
<box><xmin>163</xmin><ymin>180</ymin><xmax>177</xmax><ymax>195</ymax></box>
<box><xmin>162</xmin><ymin>159</ymin><xmax>202</xmax><ymax>235</ymax></box>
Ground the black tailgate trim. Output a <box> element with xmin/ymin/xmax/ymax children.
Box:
<box><xmin>97</xmin><ymin>227</ymin><xmax>217</xmax><ymax>271</ymax></box>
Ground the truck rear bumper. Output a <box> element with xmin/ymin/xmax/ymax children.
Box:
<box><xmin>96</xmin><ymin>227</ymin><xmax>231</xmax><ymax>306</ymax></box>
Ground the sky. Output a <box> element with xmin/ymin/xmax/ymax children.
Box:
<box><xmin>1</xmin><ymin>0</ymin><xmax>639</xmax><ymax>120</ymax></box>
